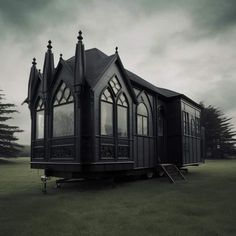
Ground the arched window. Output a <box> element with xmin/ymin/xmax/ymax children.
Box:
<box><xmin>117</xmin><ymin>93</ymin><xmax>128</xmax><ymax>137</ymax></box>
<box><xmin>137</xmin><ymin>103</ymin><xmax>148</xmax><ymax>135</ymax></box>
<box><xmin>53</xmin><ymin>82</ymin><xmax>74</xmax><ymax>137</ymax></box>
<box><xmin>100</xmin><ymin>88</ymin><xmax>113</xmax><ymax>136</ymax></box>
<box><xmin>36</xmin><ymin>98</ymin><xmax>44</xmax><ymax>139</ymax></box>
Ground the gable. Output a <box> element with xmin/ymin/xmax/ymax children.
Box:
<box><xmin>66</xmin><ymin>48</ymin><xmax>116</xmax><ymax>88</ymax></box>
<box><xmin>93</xmin><ymin>61</ymin><xmax>130</xmax><ymax>97</ymax></box>
<box><xmin>50</xmin><ymin>60</ymin><xmax>74</xmax><ymax>91</ymax></box>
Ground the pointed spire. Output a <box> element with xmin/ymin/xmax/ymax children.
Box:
<box><xmin>74</xmin><ymin>30</ymin><xmax>86</xmax><ymax>88</ymax></box>
<box><xmin>28</xmin><ymin>58</ymin><xmax>38</xmax><ymax>105</ymax></box>
<box><xmin>32</xmin><ymin>57</ymin><xmax>37</xmax><ymax>66</ymax></box>
<box><xmin>115</xmin><ymin>46</ymin><xmax>118</xmax><ymax>54</ymax></box>
<box><xmin>42</xmin><ymin>40</ymin><xmax>54</xmax><ymax>95</ymax></box>
<box><xmin>47</xmin><ymin>40</ymin><xmax>52</xmax><ymax>50</ymax></box>
<box><xmin>77</xmin><ymin>30</ymin><xmax>83</xmax><ymax>42</ymax></box>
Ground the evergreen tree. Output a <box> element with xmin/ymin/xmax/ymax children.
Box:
<box><xmin>0</xmin><ymin>90</ymin><xmax>23</xmax><ymax>157</ymax></box>
<box><xmin>200</xmin><ymin>103</ymin><xmax>236</xmax><ymax>158</ymax></box>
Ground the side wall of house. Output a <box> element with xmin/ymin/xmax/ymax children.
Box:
<box><xmin>132</xmin><ymin>87</ymin><xmax>157</xmax><ymax>169</ymax></box>
<box><xmin>166</xmin><ymin>99</ymin><xmax>182</xmax><ymax>165</ymax></box>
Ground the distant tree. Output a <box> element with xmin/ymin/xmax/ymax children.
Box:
<box><xmin>0</xmin><ymin>90</ymin><xmax>23</xmax><ymax>157</ymax></box>
<box><xmin>200</xmin><ymin>103</ymin><xmax>236</xmax><ymax>158</ymax></box>
<box><xmin>18</xmin><ymin>145</ymin><xmax>31</xmax><ymax>157</ymax></box>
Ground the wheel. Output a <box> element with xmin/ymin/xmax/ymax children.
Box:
<box><xmin>158</xmin><ymin>170</ymin><xmax>165</xmax><ymax>177</ymax></box>
<box><xmin>146</xmin><ymin>171</ymin><xmax>154</xmax><ymax>179</ymax></box>
<box><xmin>55</xmin><ymin>182</ymin><xmax>61</xmax><ymax>188</ymax></box>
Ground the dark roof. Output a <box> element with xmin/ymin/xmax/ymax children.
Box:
<box><xmin>126</xmin><ymin>70</ymin><xmax>181</xmax><ymax>98</ymax></box>
<box><xmin>67</xmin><ymin>48</ymin><xmax>116</xmax><ymax>88</ymax></box>
<box><xmin>64</xmin><ymin>48</ymin><xmax>199</xmax><ymax>106</ymax></box>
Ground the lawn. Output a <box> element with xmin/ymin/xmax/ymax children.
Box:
<box><xmin>0</xmin><ymin>158</ymin><xmax>236</xmax><ymax>236</ymax></box>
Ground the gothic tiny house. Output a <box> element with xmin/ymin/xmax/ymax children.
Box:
<box><xmin>26</xmin><ymin>31</ymin><xmax>204</xmax><ymax>180</ymax></box>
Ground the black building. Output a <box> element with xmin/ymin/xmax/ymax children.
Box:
<box><xmin>26</xmin><ymin>31</ymin><xmax>203</xmax><ymax>179</ymax></box>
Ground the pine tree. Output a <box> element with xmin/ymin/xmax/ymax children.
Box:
<box><xmin>0</xmin><ymin>90</ymin><xmax>23</xmax><ymax>157</ymax></box>
<box><xmin>200</xmin><ymin>103</ymin><xmax>236</xmax><ymax>158</ymax></box>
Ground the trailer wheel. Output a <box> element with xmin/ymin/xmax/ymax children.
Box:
<box><xmin>146</xmin><ymin>171</ymin><xmax>154</xmax><ymax>179</ymax></box>
<box><xmin>55</xmin><ymin>182</ymin><xmax>61</xmax><ymax>188</ymax></box>
<box><xmin>158</xmin><ymin>170</ymin><xmax>165</xmax><ymax>177</ymax></box>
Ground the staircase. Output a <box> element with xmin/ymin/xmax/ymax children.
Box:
<box><xmin>158</xmin><ymin>164</ymin><xmax>186</xmax><ymax>183</ymax></box>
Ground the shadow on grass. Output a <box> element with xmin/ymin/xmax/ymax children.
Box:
<box><xmin>0</xmin><ymin>158</ymin><xmax>19</xmax><ymax>165</ymax></box>
<box><xmin>48</xmin><ymin>174</ymin><xmax>183</xmax><ymax>194</ymax></box>
<box><xmin>0</xmin><ymin>157</ymin><xmax>30</xmax><ymax>165</ymax></box>
<box><xmin>52</xmin><ymin>176</ymin><xmax>145</xmax><ymax>192</ymax></box>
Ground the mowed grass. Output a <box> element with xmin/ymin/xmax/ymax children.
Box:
<box><xmin>0</xmin><ymin>158</ymin><xmax>236</xmax><ymax>236</ymax></box>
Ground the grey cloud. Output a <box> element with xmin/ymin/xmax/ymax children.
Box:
<box><xmin>1</xmin><ymin>0</ymin><xmax>236</xmax><ymax>144</ymax></box>
<box><xmin>0</xmin><ymin>0</ymin><xmax>87</xmax><ymax>41</ymax></box>
<box><xmin>139</xmin><ymin>0</ymin><xmax>236</xmax><ymax>36</ymax></box>
<box><xmin>191</xmin><ymin>0</ymin><xmax>236</xmax><ymax>33</ymax></box>
<box><xmin>0</xmin><ymin>0</ymin><xmax>53</xmax><ymax>38</ymax></box>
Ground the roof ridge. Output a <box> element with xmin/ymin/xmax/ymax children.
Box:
<box><xmin>66</xmin><ymin>48</ymin><xmax>109</xmax><ymax>62</ymax></box>
<box><xmin>126</xmin><ymin>69</ymin><xmax>181</xmax><ymax>97</ymax></box>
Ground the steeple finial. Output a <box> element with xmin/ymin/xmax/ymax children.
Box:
<box><xmin>115</xmin><ymin>46</ymin><xmax>118</xmax><ymax>54</ymax></box>
<box><xmin>32</xmin><ymin>57</ymin><xmax>37</xmax><ymax>66</ymax></box>
<box><xmin>47</xmin><ymin>40</ymin><xmax>52</xmax><ymax>50</ymax></box>
<box><xmin>60</xmin><ymin>53</ymin><xmax>63</xmax><ymax>59</ymax></box>
<box><xmin>77</xmin><ymin>30</ymin><xmax>83</xmax><ymax>42</ymax></box>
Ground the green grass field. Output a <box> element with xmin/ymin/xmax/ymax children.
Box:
<box><xmin>0</xmin><ymin>158</ymin><xmax>236</xmax><ymax>236</ymax></box>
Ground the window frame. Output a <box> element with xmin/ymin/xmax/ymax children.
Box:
<box><xmin>52</xmin><ymin>82</ymin><xmax>75</xmax><ymax>138</ymax></box>
<box><xmin>137</xmin><ymin>103</ymin><xmax>149</xmax><ymax>136</ymax></box>
<box><xmin>100</xmin><ymin>87</ymin><xmax>114</xmax><ymax>137</ymax></box>
<box><xmin>117</xmin><ymin>93</ymin><xmax>129</xmax><ymax>138</ymax></box>
<box><xmin>35</xmin><ymin>97</ymin><xmax>45</xmax><ymax>140</ymax></box>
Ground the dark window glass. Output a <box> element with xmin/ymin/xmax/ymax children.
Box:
<box><xmin>137</xmin><ymin>115</ymin><xmax>142</xmax><ymax>135</ymax></box>
<box><xmin>191</xmin><ymin>116</ymin><xmax>195</xmax><ymax>136</ymax></box>
<box><xmin>53</xmin><ymin>82</ymin><xmax>74</xmax><ymax>137</ymax></box>
<box><xmin>117</xmin><ymin>106</ymin><xmax>128</xmax><ymax>137</ymax></box>
<box><xmin>183</xmin><ymin>111</ymin><xmax>190</xmax><ymax>135</ymax></box>
<box><xmin>117</xmin><ymin>93</ymin><xmax>128</xmax><ymax>137</ymax></box>
<box><xmin>101</xmin><ymin>89</ymin><xmax>113</xmax><ymax>136</ymax></box>
<box><xmin>36</xmin><ymin>98</ymin><xmax>44</xmax><ymax>139</ymax></box>
<box><xmin>143</xmin><ymin>116</ymin><xmax>148</xmax><ymax>135</ymax></box>
<box><xmin>101</xmin><ymin>102</ymin><xmax>113</xmax><ymax>135</ymax></box>
<box><xmin>36</xmin><ymin>110</ymin><xmax>44</xmax><ymax>139</ymax></box>
<box><xmin>137</xmin><ymin>103</ymin><xmax>148</xmax><ymax>136</ymax></box>
<box><xmin>53</xmin><ymin>103</ymin><xmax>74</xmax><ymax>137</ymax></box>
<box><xmin>195</xmin><ymin>117</ymin><xmax>200</xmax><ymax>136</ymax></box>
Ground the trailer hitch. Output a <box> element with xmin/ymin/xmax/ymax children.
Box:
<box><xmin>40</xmin><ymin>175</ymin><xmax>50</xmax><ymax>194</ymax></box>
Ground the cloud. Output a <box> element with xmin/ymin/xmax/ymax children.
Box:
<box><xmin>138</xmin><ymin>0</ymin><xmax>236</xmax><ymax>33</ymax></box>
<box><xmin>0</xmin><ymin>0</ymin><xmax>236</xmax><ymax>144</ymax></box>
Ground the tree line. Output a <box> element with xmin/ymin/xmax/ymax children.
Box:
<box><xmin>200</xmin><ymin>103</ymin><xmax>236</xmax><ymax>158</ymax></box>
<box><xmin>0</xmin><ymin>90</ymin><xmax>23</xmax><ymax>157</ymax></box>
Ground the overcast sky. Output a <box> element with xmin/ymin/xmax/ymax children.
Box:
<box><xmin>1</xmin><ymin>0</ymin><xmax>236</xmax><ymax>144</ymax></box>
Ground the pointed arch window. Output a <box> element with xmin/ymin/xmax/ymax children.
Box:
<box><xmin>36</xmin><ymin>98</ymin><xmax>44</xmax><ymax>139</ymax></box>
<box><xmin>117</xmin><ymin>93</ymin><xmax>128</xmax><ymax>137</ymax></box>
<box><xmin>53</xmin><ymin>82</ymin><xmax>74</xmax><ymax>137</ymax></box>
<box><xmin>109</xmin><ymin>76</ymin><xmax>121</xmax><ymax>95</ymax></box>
<box><xmin>100</xmin><ymin>88</ymin><xmax>113</xmax><ymax>136</ymax></box>
<box><xmin>137</xmin><ymin>103</ymin><xmax>148</xmax><ymax>136</ymax></box>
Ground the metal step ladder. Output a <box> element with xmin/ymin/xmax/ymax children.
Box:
<box><xmin>158</xmin><ymin>164</ymin><xmax>186</xmax><ymax>183</ymax></box>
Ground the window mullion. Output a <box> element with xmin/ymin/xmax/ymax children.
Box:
<box><xmin>142</xmin><ymin>115</ymin><xmax>144</xmax><ymax>135</ymax></box>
